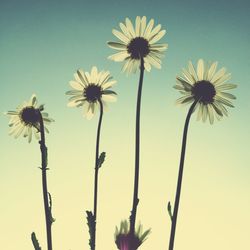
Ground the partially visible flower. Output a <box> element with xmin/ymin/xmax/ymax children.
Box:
<box><xmin>66</xmin><ymin>66</ymin><xmax>117</xmax><ymax>120</ymax></box>
<box><xmin>174</xmin><ymin>59</ymin><xmax>237</xmax><ymax>124</ymax></box>
<box><xmin>114</xmin><ymin>220</ymin><xmax>151</xmax><ymax>250</ymax></box>
<box><xmin>108</xmin><ymin>16</ymin><xmax>168</xmax><ymax>74</ymax></box>
<box><xmin>5</xmin><ymin>94</ymin><xmax>54</xmax><ymax>143</ymax></box>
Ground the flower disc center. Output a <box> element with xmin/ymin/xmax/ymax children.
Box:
<box><xmin>84</xmin><ymin>84</ymin><xmax>102</xmax><ymax>103</ymax></box>
<box><xmin>127</xmin><ymin>37</ymin><xmax>150</xmax><ymax>59</ymax></box>
<box><xmin>20</xmin><ymin>107</ymin><xmax>40</xmax><ymax>125</ymax></box>
<box><xmin>192</xmin><ymin>80</ymin><xmax>216</xmax><ymax>104</ymax></box>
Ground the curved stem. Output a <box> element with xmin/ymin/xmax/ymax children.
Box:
<box><xmin>168</xmin><ymin>100</ymin><xmax>198</xmax><ymax>250</ymax></box>
<box><xmin>93</xmin><ymin>99</ymin><xmax>104</xmax><ymax>250</ymax></box>
<box><xmin>129</xmin><ymin>58</ymin><xmax>145</xmax><ymax>237</ymax></box>
<box><xmin>38</xmin><ymin>111</ymin><xmax>53</xmax><ymax>250</ymax></box>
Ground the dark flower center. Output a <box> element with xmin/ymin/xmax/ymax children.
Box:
<box><xmin>84</xmin><ymin>84</ymin><xmax>102</xmax><ymax>103</ymax></box>
<box><xmin>20</xmin><ymin>106</ymin><xmax>40</xmax><ymax>126</ymax></box>
<box><xmin>127</xmin><ymin>37</ymin><xmax>150</xmax><ymax>59</ymax></box>
<box><xmin>115</xmin><ymin>234</ymin><xmax>141</xmax><ymax>250</ymax></box>
<box><xmin>192</xmin><ymin>80</ymin><xmax>216</xmax><ymax>104</ymax></box>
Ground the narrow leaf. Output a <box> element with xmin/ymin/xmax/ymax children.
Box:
<box><xmin>97</xmin><ymin>152</ymin><xmax>106</xmax><ymax>169</ymax></box>
<box><xmin>86</xmin><ymin>210</ymin><xmax>96</xmax><ymax>250</ymax></box>
<box><xmin>31</xmin><ymin>232</ymin><xmax>42</xmax><ymax>250</ymax></box>
<box><xmin>168</xmin><ymin>201</ymin><xmax>173</xmax><ymax>221</ymax></box>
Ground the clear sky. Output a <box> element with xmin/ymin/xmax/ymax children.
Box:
<box><xmin>0</xmin><ymin>0</ymin><xmax>250</xmax><ymax>249</ymax></box>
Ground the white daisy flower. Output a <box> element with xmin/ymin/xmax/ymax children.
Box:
<box><xmin>107</xmin><ymin>16</ymin><xmax>168</xmax><ymax>74</ymax></box>
<box><xmin>66</xmin><ymin>66</ymin><xmax>117</xmax><ymax>120</ymax></box>
<box><xmin>5</xmin><ymin>94</ymin><xmax>54</xmax><ymax>143</ymax></box>
<box><xmin>174</xmin><ymin>59</ymin><xmax>237</xmax><ymax>124</ymax></box>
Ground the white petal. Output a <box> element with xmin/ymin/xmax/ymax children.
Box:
<box><xmin>14</xmin><ymin>125</ymin><xmax>25</xmax><ymax>138</ymax></box>
<box><xmin>197</xmin><ymin>59</ymin><xmax>204</xmax><ymax>80</ymax></box>
<box><xmin>202</xmin><ymin>105</ymin><xmax>208</xmax><ymax>122</ymax></box>
<box><xmin>91</xmin><ymin>66</ymin><xmax>98</xmax><ymax>83</ymax></box>
<box><xmin>149</xmin><ymin>30</ymin><xmax>166</xmax><ymax>44</ymax></box>
<box><xmin>215</xmin><ymin>95</ymin><xmax>234</xmax><ymax>107</ymax></box>
<box><xmin>67</xmin><ymin>100</ymin><xmax>79</xmax><ymax>107</ymax></box>
<box><xmin>122</xmin><ymin>59</ymin><xmax>132</xmax><ymax>73</ymax></box>
<box><xmin>112</xmin><ymin>29</ymin><xmax>130</xmax><ymax>43</ymax></box>
<box><xmin>147</xmin><ymin>24</ymin><xmax>162</xmax><ymax>41</ymax></box>
<box><xmin>181</xmin><ymin>68</ymin><xmax>195</xmax><ymax>84</ymax></box>
<box><xmin>102</xmin><ymin>94</ymin><xmax>117</xmax><ymax>102</ymax></box>
<box><xmin>102</xmin><ymin>80</ymin><xmax>117</xmax><ymax>89</ymax></box>
<box><xmin>29</xmin><ymin>94</ymin><xmax>37</xmax><ymax>106</ymax></box>
<box><xmin>99</xmin><ymin>71</ymin><xmax>111</xmax><ymax>85</ymax></box>
<box><xmin>188</xmin><ymin>61</ymin><xmax>198</xmax><ymax>81</ymax></box>
<box><xmin>69</xmin><ymin>81</ymin><xmax>84</xmax><ymax>90</ymax></box>
<box><xmin>107</xmin><ymin>41</ymin><xmax>127</xmax><ymax>50</ymax></box>
<box><xmin>143</xmin><ymin>58</ymin><xmax>151</xmax><ymax>72</ymax></box>
<box><xmin>207</xmin><ymin>104</ymin><xmax>214</xmax><ymax>124</ymax></box>
<box><xmin>135</xmin><ymin>16</ymin><xmax>141</xmax><ymax>36</ymax></box>
<box><xmin>140</xmin><ymin>16</ymin><xmax>146</xmax><ymax>36</ymax></box>
<box><xmin>207</xmin><ymin>62</ymin><xmax>218</xmax><ymax>80</ymax></box>
<box><xmin>144</xmin><ymin>18</ymin><xmax>154</xmax><ymax>39</ymax></box>
<box><xmin>147</xmin><ymin>54</ymin><xmax>161</xmax><ymax>69</ymax></box>
<box><xmin>119</xmin><ymin>22</ymin><xmax>132</xmax><ymax>39</ymax></box>
<box><xmin>214</xmin><ymin>73</ymin><xmax>231</xmax><ymax>85</ymax></box>
<box><xmin>125</xmin><ymin>18</ymin><xmax>136</xmax><ymax>37</ymax></box>
<box><xmin>218</xmin><ymin>92</ymin><xmax>236</xmax><ymax>100</ymax></box>
<box><xmin>150</xmin><ymin>43</ymin><xmax>168</xmax><ymax>51</ymax></box>
<box><xmin>28</xmin><ymin>127</ymin><xmax>32</xmax><ymax>143</ymax></box>
<box><xmin>85</xmin><ymin>72</ymin><xmax>92</xmax><ymax>83</ymax></box>
<box><xmin>108</xmin><ymin>51</ymin><xmax>130</xmax><ymax>62</ymax></box>
<box><xmin>216</xmin><ymin>83</ymin><xmax>237</xmax><ymax>91</ymax></box>
<box><xmin>76</xmin><ymin>70</ymin><xmax>89</xmax><ymax>85</ymax></box>
<box><xmin>6</xmin><ymin>111</ymin><xmax>19</xmax><ymax>115</ymax></box>
<box><xmin>211</xmin><ymin>67</ymin><xmax>226</xmax><ymax>83</ymax></box>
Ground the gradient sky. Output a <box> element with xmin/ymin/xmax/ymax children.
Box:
<box><xmin>0</xmin><ymin>0</ymin><xmax>250</xmax><ymax>249</ymax></box>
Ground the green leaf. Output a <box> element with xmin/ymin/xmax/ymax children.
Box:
<box><xmin>31</xmin><ymin>232</ymin><xmax>41</xmax><ymax>250</ymax></box>
<box><xmin>139</xmin><ymin>228</ymin><xmax>151</xmax><ymax>242</ymax></box>
<box><xmin>86</xmin><ymin>210</ymin><xmax>96</xmax><ymax>250</ymax></box>
<box><xmin>48</xmin><ymin>193</ymin><xmax>56</xmax><ymax>224</ymax></box>
<box><xmin>168</xmin><ymin>202</ymin><xmax>173</xmax><ymax>221</ymax></box>
<box><xmin>97</xmin><ymin>152</ymin><xmax>106</xmax><ymax>169</ymax></box>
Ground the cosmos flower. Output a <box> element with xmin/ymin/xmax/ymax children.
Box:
<box><xmin>174</xmin><ymin>59</ymin><xmax>237</xmax><ymax>124</ymax></box>
<box><xmin>66</xmin><ymin>66</ymin><xmax>117</xmax><ymax>120</ymax></box>
<box><xmin>107</xmin><ymin>16</ymin><xmax>168</xmax><ymax>74</ymax></box>
<box><xmin>5</xmin><ymin>94</ymin><xmax>54</xmax><ymax>143</ymax></box>
<box><xmin>114</xmin><ymin>220</ymin><xmax>151</xmax><ymax>250</ymax></box>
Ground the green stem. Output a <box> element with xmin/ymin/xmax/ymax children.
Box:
<box><xmin>38</xmin><ymin>111</ymin><xmax>53</xmax><ymax>250</ymax></box>
<box><xmin>93</xmin><ymin>99</ymin><xmax>104</xmax><ymax>250</ymax></box>
<box><xmin>129</xmin><ymin>57</ymin><xmax>145</xmax><ymax>237</ymax></box>
<box><xmin>168</xmin><ymin>100</ymin><xmax>198</xmax><ymax>250</ymax></box>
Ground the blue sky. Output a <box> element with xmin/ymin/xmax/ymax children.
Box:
<box><xmin>0</xmin><ymin>0</ymin><xmax>250</xmax><ymax>249</ymax></box>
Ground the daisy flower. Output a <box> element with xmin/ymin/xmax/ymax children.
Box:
<box><xmin>174</xmin><ymin>59</ymin><xmax>237</xmax><ymax>124</ymax></box>
<box><xmin>108</xmin><ymin>16</ymin><xmax>168</xmax><ymax>73</ymax></box>
<box><xmin>66</xmin><ymin>66</ymin><xmax>117</xmax><ymax>119</ymax></box>
<box><xmin>169</xmin><ymin>60</ymin><xmax>237</xmax><ymax>250</ymax></box>
<box><xmin>5</xmin><ymin>94</ymin><xmax>54</xmax><ymax>142</ymax></box>
<box><xmin>115</xmin><ymin>220</ymin><xmax>151</xmax><ymax>250</ymax></box>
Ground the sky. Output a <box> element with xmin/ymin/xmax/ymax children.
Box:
<box><xmin>0</xmin><ymin>0</ymin><xmax>250</xmax><ymax>249</ymax></box>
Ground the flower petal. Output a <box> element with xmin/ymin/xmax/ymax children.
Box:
<box><xmin>107</xmin><ymin>41</ymin><xmax>127</xmax><ymax>50</ymax></box>
<box><xmin>112</xmin><ymin>29</ymin><xmax>130</xmax><ymax>43</ymax></box>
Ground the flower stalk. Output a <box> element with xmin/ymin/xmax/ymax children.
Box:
<box><xmin>129</xmin><ymin>57</ymin><xmax>145</xmax><ymax>239</ymax></box>
<box><xmin>38</xmin><ymin>110</ymin><xmax>53</xmax><ymax>250</ymax></box>
<box><xmin>92</xmin><ymin>99</ymin><xmax>104</xmax><ymax>250</ymax></box>
<box><xmin>168</xmin><ymin>100</ymin><xmax>198</xmax><ymax>250</ymax></box>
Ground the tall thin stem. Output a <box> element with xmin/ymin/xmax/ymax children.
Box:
<box><xmin>38</xmin><ymin>111</ymin><xmax>53</xmax><ymax>250</ymax></box>
<box><xmin>168</xmin><ymin>100</ymin><xmax>198</xmax><ymax>250</ymax></box>
<box><xmin>93</xmin><ymin>99</ymin><xmax>104</xmax><ymax>250</ymax></box>
<box><xmin>129</xmin><ymin>58</ymin><xmax>145</xmax><ymax>237</ymax></box>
